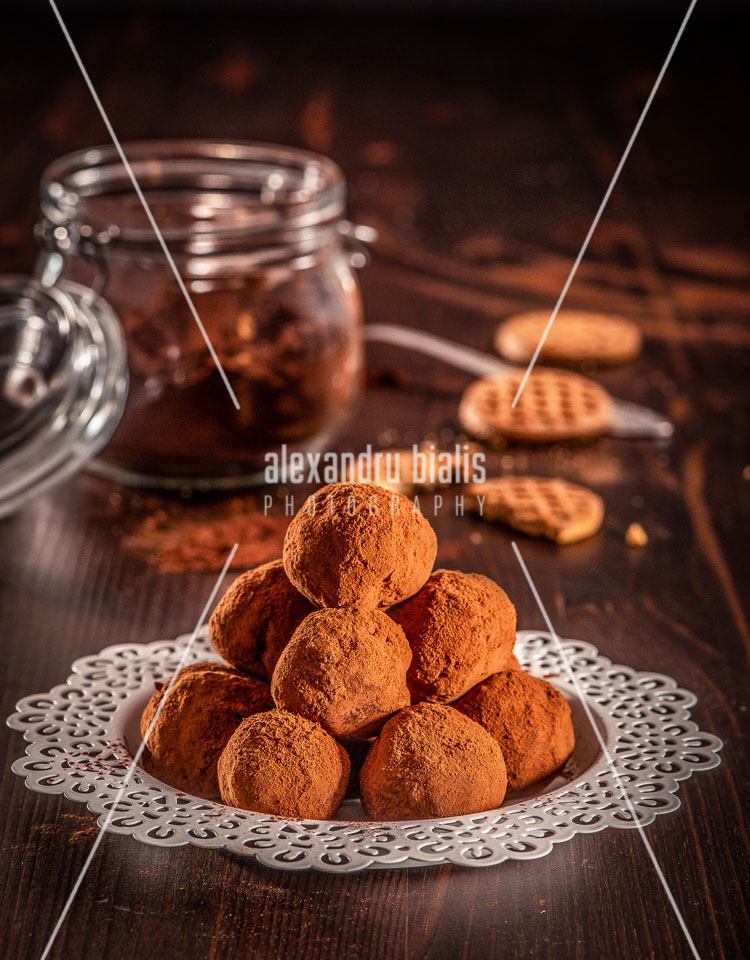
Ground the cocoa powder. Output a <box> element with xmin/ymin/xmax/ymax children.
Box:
<box><xmin>282</xmin><ymin>482</ymin><xmax>437</xmax><ymax>608</ymax></box>
<box><xmin>124</xmin><ymin>496</ymin><xmax>289</xmax><ymax>573</ymax></box>
<box><xmin>454</xmin><ymin>669</ymin><xmax>575</xmax><ymax>790</ymax></box>
<box><xmin>217</xmin><ymin>709</ymin><xmax>350</xmax><ymax>820</ymax></box>
<box><xmin>209</xmin><ymin>559</ymin><xmax>314</xmax><ymax>679</ymax></box>
<box><xmin>359</xmin><ymin>702</ymin><xmax>507</xmax><ymax>819</ymax></box>
<box><xmin>271</xmin><ymin>606</ymin><xmax>411</xmax><ymax>740</ymax></box>
<box><xmin>389</xmin><ymin>569</ymin><xmax>517</xmax><ymax>703</ymax></box>
<box><xmin>101</xmin><ymin>273</ymin><xmax>361</xmax><ymax>483</ymax></box>
<box><xmin>140</xmin><ymin>661</ymin><xmax>272</xmax><ymax>797</ymax></box>
<box><xmin>137</xmin><ymin>480</ymin><xmax>567</xmax><ymax>822</ymax></box>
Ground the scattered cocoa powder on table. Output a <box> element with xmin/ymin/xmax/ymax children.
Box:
<box><xmin>124</xmin><ymin>496</ymin><xmax>290</xmax><ymax>572</ymax></box>
<box><xmin>36</xmin><ymin>814</ymin><xmax>101</xmax><ymax>843</ymax></box>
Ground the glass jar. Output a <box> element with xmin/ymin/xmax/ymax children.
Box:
<box><xmin>0</xmin><ymin>276</ymin><xmax>127</xmax><ymax>518</ymax></box>
<box><xmin>36</xmin><ymin>140</ymin><xmax>367</xmax><ymax>489</ymax></box>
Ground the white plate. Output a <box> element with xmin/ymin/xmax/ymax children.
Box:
<box><xmin>7</xmin><ymin>628</ymin><xmax>723</xmax><ymax>873</ymax></box>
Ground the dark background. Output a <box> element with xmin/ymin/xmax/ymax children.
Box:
<box><xmin>1</xmin><ymin>3</ymin><xmax>749</xmax><ymax>959</ymax></box>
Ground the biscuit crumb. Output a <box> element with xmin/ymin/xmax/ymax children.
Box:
<box><xmin>625</xmin><ymin>522</ymin><xmax>648</xmax><ymax>548</ymax></box>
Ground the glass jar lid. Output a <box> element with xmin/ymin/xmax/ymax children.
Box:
<box><xmin>0</xmin><ymin>276</ymin><xmax>128</xmax><ymax>518</ymax></box>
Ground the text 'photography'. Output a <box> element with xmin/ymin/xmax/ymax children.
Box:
<box><xmin>1</xmin><ymin>2</ymin><xmax>747</xmax><ymax>960</ymax></box>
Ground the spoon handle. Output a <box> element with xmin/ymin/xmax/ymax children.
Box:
<box><xmin>365</xmin><ymin>322</ymin><xmax>673</xmax><ymax>441</ymax></box>
<box><xmin>365</xmin><ymin>323</ymin><xmax>511</xmax><ymax>378</ymax></box>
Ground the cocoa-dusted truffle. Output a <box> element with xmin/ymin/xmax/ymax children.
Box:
<box><xmin>283</xmin><ymin>482</ymin><xmax>437</xmax><ymax>608</ymax></box>
<box><xmin>359</xmin><ymin>703</ymin><xmax>507</xmax><ymax>819</ymax></box>
<box><xmin>209</xmin><ymin>560</ymin><xmax>314</xmax><ymax>679</ymax></box>
<box><xmin>389</xmin><ymin>569</ymin><xmax>516</xmax><ymax>703</ymax></box>
<box><xmin>218</xmin><ymin>709</ymin><xmax>350</xmax><ymax>819</ymax></box>
<box><xmin>140</xmin><ymin>661</ymin><xmax>272</xmax><ymax>797</ymax></box>
<box><xmin>506</xmin><ymin>652</ymin><xmax>522</xmax><ymax>671</ymax></box>
<box><xmin>271</xmin><ymin>606</ymin><xmax>411</xmax><ymax>740</ymax></box>
<box><xmin>454</xmin><ymin>670</ymin><xmax>575</xmax><ymax>791</ymax></box>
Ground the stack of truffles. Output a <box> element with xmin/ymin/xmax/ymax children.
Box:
<box><xmin>141</xmin><ymin>482</ymin><xmax>575</xmax><ymax>821</ymax></box>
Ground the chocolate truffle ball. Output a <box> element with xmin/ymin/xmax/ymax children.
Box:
<box><xmin>506</xmin><ymin>652</ymin><xmax>522</xmax><ymax>671</ymax></box>
<box><xmin>454</xmin><ymin>670</ymin><xmax>575</xmax><ymax>791</ymax></box>
<box><xmin>218</xmin><ymin>709</ymin><xmax>350</xmax><ymax>820</ymax></box>
<box><xmin>140</xmin><ymin>661</ymin><xmax>272</xmax><ymax>797</ymax></box>
<box><xmin>209</xmin><ymin>559</ymin><xmax>314</xmax><ymax>679</ymax></box>
<box><xmin>360</xmin><ymin>703</ymin><xmax>507</xmax><ymax>820</ymax></box>
<box><xmin>283</xmin><ymin>482</ymin><xmax>437</xmax><ymax>609</ymax></box>
<box><xmin>271</xmin><ymin>606</ymin><xmax>411</xmax><ymax>740</ymax></box>
<box><xmin>389</xmin><ymin>569</ymin><xmax>516</xmax><ymax>703</ymax></box>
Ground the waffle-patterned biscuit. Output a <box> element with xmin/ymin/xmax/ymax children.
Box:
<box><xmin>495</xmin><ymin>310</ymin><xmax>642</xmax><ymax>367</ymax></box>
<box><xmin>458</xmin><ymin>368</ymin><xmax>612</xmax><ymax>443</ymax></box>
<box><xmin>464</xmin><ymin>476</ymin><xmax>604</xmax><ymax>544</ymax></box>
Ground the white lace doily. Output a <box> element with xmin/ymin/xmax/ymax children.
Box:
<box><xmin>8</xmin><ymin>629</ymin><xmax>723</xmax><ymax>873</ymax></box>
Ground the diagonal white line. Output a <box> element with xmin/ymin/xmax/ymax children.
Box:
<box><xmin>511</xmin><ymin>541</ymin><xmax>702</xmax><ymax>960</ymax></box>
<box><xmin>39</xmin><ymin>544</ymin><xmax>238</xmax><ymax>960</ymax></box>
<box><xmin>46</xmin><ymin>0</ymin><xmax>240</xmax><ymax>411</ymax></box>
<box><xmin>511</xmin><ymin>0</ymin><xmax>699</xmax><ymax>407</ymax></box>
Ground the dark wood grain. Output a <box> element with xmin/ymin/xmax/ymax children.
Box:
<box><xmin>1</xmin><ymin>7</ymin><xmax>748</xmax><ymax>960</ymax></box>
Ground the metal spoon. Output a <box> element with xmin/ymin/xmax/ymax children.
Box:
<box><xmin>365</xmin><ymin>323</ymin><xmax>673</xmax><ymax>441</ymax></box>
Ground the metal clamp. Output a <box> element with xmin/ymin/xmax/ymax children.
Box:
<box><xmin>34</xmin><ymin>218</ymin><xmax>120</xmax><ymax>298</ymax></box>
<box><xmin>337</xmin><ymin>220</ymin><xmax>378</xmax><ymax>269</ymax></box>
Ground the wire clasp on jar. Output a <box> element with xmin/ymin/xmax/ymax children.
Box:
<box><xmin>35</xmin><ymin>218</ymin><xmax>120</xmax><ymax>298</ymax></box>
<box><xmin>337</xmin><ymin>221</ymin><xmax>378</xmax><ymax>269</ymax></box>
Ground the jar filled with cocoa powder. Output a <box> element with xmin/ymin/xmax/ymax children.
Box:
<box><xmin>35</xmin><ymin>140</ymin><xmax>368</xmax><ymax>489</ymax></box>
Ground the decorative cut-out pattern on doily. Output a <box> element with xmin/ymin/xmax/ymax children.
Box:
<box><xmin>8</xmin><ymin>629</ymin><xmax>723</xmax><ymax>873</ymax></box>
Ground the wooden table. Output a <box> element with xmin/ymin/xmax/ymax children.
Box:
<box><xmin>1</xmin><ymin>8</ymin><xmax>748</xmax><ymax>959</ymax></box>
